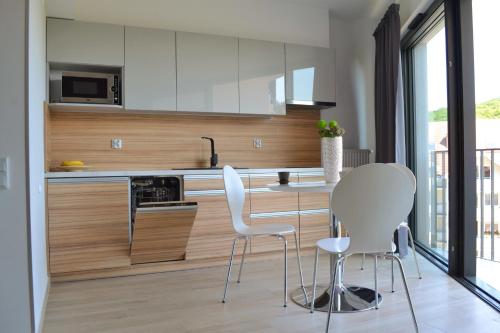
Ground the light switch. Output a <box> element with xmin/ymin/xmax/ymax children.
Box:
<box><xmin>0</xmin><ymin>157</ymin><xmax>9</xmax><ymax>190</ymax></box>
<box><xmin>253</xmin><ymin>138</ymin><xmax>263</xmax><ymax>149</ymax></box>
<box><xmin>111</xmin><ymin>138</ymin><xmax>123</xmax><ymax>149</ymax></box>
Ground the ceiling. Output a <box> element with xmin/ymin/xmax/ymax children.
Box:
<box><xmin>44</xmin><ymin>0</ymin><xmax>401</xmax><ymax>48</ymax></box>
<box><xmin>285</xmin><ymin>0</ymin><xmax>392</xmax><ymax>19</ymax></box>
<box><xmin>46</xmin><ymin>0</ymin><xmax>392</xmax><ymax>21</ymax></box>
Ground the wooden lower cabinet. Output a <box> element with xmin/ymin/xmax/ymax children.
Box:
<box><xmin>297</xmin><ymin>173</ymin><xmax>331</xmax><ymax>249</ymax></box>
<box><xmin>184</xmin><ymin>175</ymin><xmax>249</xmax><ymax>191</ymax></box>
<box><xmin>47</xmin><ymin>179</ymin><xmax>130</xmax><ymax>274</ymax></box>
<box><xmin>250</xmin><ymin>215</ymin><xmax>299</xmax><ymax>253</ymax></box>
<box><xmin>299</xmin><ymin>192</ymin><xmax>330</xmax><ymax>211</ymax></box>
<box><xmin>185</xmin><ymin>193</ymin><xmax>250</xmax><ymax>260</ymax></box>
<box><xmin>250</xmin><ymin>191</ymin><xmax>299</xmax><ymax>214</ymax></box>
<box><xmin>298</xmin><ymin>173</ymin><xmax>329</xmax><ymax>211</ymax></box>
<box><xmin>249</xmin><ymin>174</ymin><xmax>299</xmax><ymax>214</ymax></box>
<box><xmin>45</xmin><ymin>171</ymin><xmax>328</xmax><ymax>280</ymax></box>
<box><xmin>299</xmin><ymin>213</ymin><xmax>331</xmax><ymax>249</ymax></box>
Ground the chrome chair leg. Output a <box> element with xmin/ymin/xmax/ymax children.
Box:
<box><xmin>222</xmin><ymin>237</ymin><xmax>239</xmax><ymax>303</ymax></box>
<box><xmin>237</xmin><ymin>237</ymin><xmax>248</xmax><ymax>283</ymax></box>
<box><xmin>361</xmin><ymin>253</ymin><xmax>365</xmax><ymax>270</ymax></box>
<box><xmin>293</xmin><ymin>232</ymin><xmax>309</xmax><ymax>305</ymax></box>
<box><xmin>391</xmin><ymin>254</ymin><xmax>395</xmax><ymax>293</ymax></box>
<box><xmin>406</xmin><ymin>225</ymin><xmax>422</xmax><ymax>279</ymax></box>
<box><xmin>374</xmin><ymin>254</ymin><xmax>379</xmax><ymax>309</ymax></box>
<box><xmin>325</xmin><ymin>257</ymin><xmax>343</xmax><ymax>333</ymax></box>
<box><xmin>277</xmin><ymin>235</ymin><xmax>288</xmax><ymax>307</ymax></box>
<box><xmin>387</xmin><ymin>254</ymin><xmax>419</xmax><ymax>333</ymax></box>
<box><xmin>310</xmin><ymin>247</ymin><xmax>320</xmax><ymax>313</ymax></box>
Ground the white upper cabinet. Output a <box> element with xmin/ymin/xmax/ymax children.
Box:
<box><xmin>176</xmin><ymin>32</ymin><xmax>239</xmax><ymax>113</ymax></box>
<box><xmin>285</xmin><ymin>44</ymin><xmax>335</xmax><ymax>105</ymax></box>
<box><xmin>124</xmin><ymin>27</ymin><xmax>176</xmax><ymax>111</ymax></box>
<box><xmin>239</xmin><ymin>39</ymin><xmax>286</xmax><ymax>115</ymax></box>
<box><xmin>47</xmin><ymin>18</ymin><xmax>124</xmax><ymax>67</ymax></box>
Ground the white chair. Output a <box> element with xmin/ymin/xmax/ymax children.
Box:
<box><xmin>221</xmin><ymin>165</ymin><xmax>308</xmax><ymax>307</ymax></box>
<box><xmin>360</xmin><ymin>163</ymin><xmax>422</xmax><ymax>285</ymax></box>
<box><xmin>309</xmin><ymin>164</ymin><xmax>418</xmax><ymax>333</ymax></box>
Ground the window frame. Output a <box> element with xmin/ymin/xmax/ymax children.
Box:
<box><xmin>401</xmin><ymin>0</ymin><xmax>448</xmax><ymax>269</ymax></box>
<box><xmin>401</xmin><ymin>0</ymin><xmax>500</xmax><ymax>310</ymax></box>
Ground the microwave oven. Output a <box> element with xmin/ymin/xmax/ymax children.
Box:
<box><xmin>50</xmin><ymin>71</ymin><xmax>120</xmax><ymax>105</ymax></box>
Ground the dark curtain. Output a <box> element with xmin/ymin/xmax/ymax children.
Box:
<box><xmin>373</xmin><ymin>4</ymin><xmax>401</xmax><ymax>163</ymax></box>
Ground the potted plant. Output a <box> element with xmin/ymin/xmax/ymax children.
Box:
<box><xmin>317</xmin><ymin>119</ymin><xmax>345</xmax><ymax>183</ymax></box>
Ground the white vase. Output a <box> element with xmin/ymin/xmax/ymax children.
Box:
<box><xmin>321</xmin><ymin>136</ymin><xmax>343</xmax><ymax>183</ymax></box>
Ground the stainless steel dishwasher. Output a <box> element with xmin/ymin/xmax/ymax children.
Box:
<box><xmin>130</xmin><ymin>176</ymin><xmax>198</xmax><ymax>264</ymax></box>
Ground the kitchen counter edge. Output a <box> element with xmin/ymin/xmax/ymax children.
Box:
<box><xmin>45</xmin><ymin>167</ymin><xmax>324</xmax><ymax>179</ymax></box>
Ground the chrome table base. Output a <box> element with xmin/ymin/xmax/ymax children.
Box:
<box><xmin>290</xmin><ymin>284</ymin><xmax>382</xmax><ymax>312</ymax></box>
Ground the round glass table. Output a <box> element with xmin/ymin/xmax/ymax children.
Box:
<box><xmin>268</xmin><ymin>182</ymin><xmax>382</xmax><ymax>312</ymax></box>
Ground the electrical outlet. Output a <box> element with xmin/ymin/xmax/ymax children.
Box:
<box><xmin>111</xmin><ymin>138</ymin><xmax>123</xmax><ymax>149</ymax></box>
<box><xmin>253</xmin><ymin>138</ymin><xmax>263</xmax><ymax>149</ymax></box>
<box><xmin>0</xmin><ymin>157</ymin><xmax>9</xmax><ymax>190</ymax></box>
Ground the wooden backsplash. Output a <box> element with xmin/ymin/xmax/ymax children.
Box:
<box><xmin>46</xmin><ymin>109</ymin><xmax>321</xmax><ymax>170</ymax></box>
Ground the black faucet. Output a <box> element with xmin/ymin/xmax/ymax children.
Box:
<box><xmin>201</xmin><ymin>137</ymin><xmax>218</xmax><ymax>168</ymax></box>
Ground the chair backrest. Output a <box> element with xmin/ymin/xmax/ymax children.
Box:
<box><xmin>223</xmin><ymin>165</ymin><xmax>250</xmax><ymax>234</ymax></box>
<box><xmin>387</xmin><ymin>163</ymin><xmax>416</xmax><ymax>194</ymax></box>
<box><xmin>331</xmin><ymin>163</ymin><xmax>414</xmax><ymax>254</ymax></box>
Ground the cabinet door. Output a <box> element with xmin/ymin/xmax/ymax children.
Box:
<box><xmin>47</xmin><ymin>179</ymin><xmax>130</xmax><ymax>274</ymax></box>
<box><xmin>285</xmin><ymin>44</ymin><xmax>335</xmax><ymax>103</ymax></box>
<box><xmin>185</xmin><ymin>193</ymin><xmax>250</xmax><ymax>260</ymax></box>
<box><xmin>298</xmin><ymin>173</ymin><xmax>329</xmax><ymax>211</ymax></box>
<box><xmin>184</xmin><ymin>175</ymin><xmax>249</xmax><ymax>191</ymax></box>
<box><xmin>239</xmin><ymin>39</ymin><xmax>286</xmax><ymax>115</ymax></box>
<box><xmin>47</xmin><ymin>18</ymin><xmax>124</xmax><ymax>66</ymax></box>
<box><xmin>299</xmin><ymin>213</ymin><xmax>331</xmax><ymax>249</ymax></box>
<box><xmin>124</xmin><ymin>27</ymin><xmax>176</xmax><ymax>111</ymax></box>
<box><xmin>176</xmin><ymin>32</ymin><xmax>239</xmax><ymax>113</ymax></box>
<box><xmin>184</xmin><ymin>175</ymin><xmax>250</xmax><ymax>259</ymax></box>
<box><xmin>249</xmin><ymin>174</ymin><xmax>299</xmax><ymax>214</ymax></box>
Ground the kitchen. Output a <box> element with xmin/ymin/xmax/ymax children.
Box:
<box><xmin>2</xmin><ymin>1</ymin><xmax>500</xmax><ymax>333</ymax></box>
<box><xmin>43</xmin><ymin>11</ymin><xmax>340</xmax><ymax>279</ymax></box>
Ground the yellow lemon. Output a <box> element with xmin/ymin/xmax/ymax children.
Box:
<box><xmin>61</xmin><ymin>160</ymin><xmax>84</xmax><ymax>167</ymax></box>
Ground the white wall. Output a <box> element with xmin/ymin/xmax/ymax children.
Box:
<box><xmin>322</xmin><ymin>13</ymin><xmax>377</xmax><ymax>157</ymax></box>
<box><xmin>0</xmin><ymin>0</ymin><xmax>34</xmax><ymax>332</ymax></box>
<box><xmin>29</xmin><ymin>0</ymin><xmax>49</xmax><ymax>332</ymax></box>
<box><xmin>45</xmin><ymin>0</ymin><xmax>330</xmax><ymax>47</ymax></box>
<box><xmin>323</xmin><ymin>0</ymin><xmax>429</xmax><ymax>155</ymax></box>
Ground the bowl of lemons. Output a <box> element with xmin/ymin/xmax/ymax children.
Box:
<box><xmin>57</xmin><ymin>160</ymin><xmax>91</xmax><ymax>172</ymax></box>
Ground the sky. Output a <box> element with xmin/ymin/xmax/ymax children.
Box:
<box><xmin>471</xmin><ymin>0</ymin><xmax>500</xmax><ymax>104</ymax></box>
<box><xmin>426</xmin><ymin>27</ymin><xmax>447</xmax><ymax>111</ymax></box>
<box><xmin>426</xmin><ymin>0</ymin><xmax>500</xmax><ymax>111</ymax></box>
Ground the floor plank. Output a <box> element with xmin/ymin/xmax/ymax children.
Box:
<box><xmin>43</xmin><ymin>253</ymin><xmax>500</xmax><ymax>332</ymax></box>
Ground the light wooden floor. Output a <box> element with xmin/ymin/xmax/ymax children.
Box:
<box><xmin>43</xmin><ymin>253</ymin><xmax>500</xmax><ymax>333</ymax></box>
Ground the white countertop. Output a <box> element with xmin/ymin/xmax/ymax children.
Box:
<box><xmin>268</xmin><ymin>181</ymin><xmax>336</xmax><ymax>193</ymax></box>
<box><xmin>45</xmin><ymin>167</ymin><xmax>324</xmax><ymax>179</ymax></box>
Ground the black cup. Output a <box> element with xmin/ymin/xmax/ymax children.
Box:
<box><xmin>278</xmin><ymin>171</ymin><xmax>290</xmax><ymax>185</ymax></box>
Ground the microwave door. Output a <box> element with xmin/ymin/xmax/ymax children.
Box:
<box><xmin>61</xmin><ymin>74</ymin><xmax>114</xmax><ymax>104</ymax></box>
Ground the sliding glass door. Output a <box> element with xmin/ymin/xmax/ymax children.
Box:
<box><xmin>468</xmin><ymin>0</ymin><xmax>500</xmax><ymax>300</ymax></box>
<box><xmin>403</xmin><ymin>0</ymin><xmax>500</xmax><ymax>307</ymax></box>
<box><xmin>405</xmin><ymin>5</ymin><xmax>450</xmax><ymax>262</ymax></box>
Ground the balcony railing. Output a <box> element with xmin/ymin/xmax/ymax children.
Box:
<box><xmin>476</xmin><ymin>148</ymin><xmax>499</xmax><ymax>262</ymax></box>
<box><xmin>431</xmin><ymin>148</ymin><xmax>500</xmax><ymax>263</ymax></box>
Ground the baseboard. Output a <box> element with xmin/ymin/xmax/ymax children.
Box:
<box><xmin>37</xmin><ymin>279</ymin><xmax>50</xmax><ymax>333</ymax></box>
<box><xmin>50</xmin><ymin>248</ymin><xmax>318</xmax><ymax>283</ymax></box>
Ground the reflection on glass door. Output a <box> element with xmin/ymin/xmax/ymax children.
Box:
<box><xmin>411</xmin><ymin>17</ymin><xmax>449</xmax><ymax>260</ymax></box>
<box><xmin>470</xmin><ymin>0</ymin><xmax>500</xmax><ymax>300</ymax></box>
